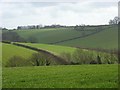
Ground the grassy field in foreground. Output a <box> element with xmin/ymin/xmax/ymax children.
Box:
<box><xmin>2</xmin><ymin>64</ymin><xmax>118</xmax><ymax>88</ymax></box>
<box><xmin>2</xmin><ymin>43</ymin><xmax>36</xmax><ymax>66</ymax></box>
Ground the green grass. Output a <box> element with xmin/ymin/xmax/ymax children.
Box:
<box><xmin>2</xmin><ymin>43</ymin><xmax>36</xmax><ymax>66</ymax></box>
<box><xmin>13</xmin><ymin>25</ymin><xmax>118</xmax><ymax>49</ymax></box>
<box><xmin>2</xmin><ymin>64</ymin><xmax>118</xmax><ymax>88</ymax></box>
<box><xmin>21</xmin><ymin>43</ymin><xmax>76</xmax><ymax>55</ymax></box>
<box><xmin>58</xmin><ymin>26</ymin><xmax>118</xmax><ymax>49</ymax></box>
<box><xmin>14</xmin><ymin>27</ymin><xmax>95</xmax><ymax>44</ymax></box>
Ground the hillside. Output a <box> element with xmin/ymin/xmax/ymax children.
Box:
<box><xmin>21</xmin><ymin>43</ymin><xmax>76</xmax><ymax>55</ymax></box>
<box><xmin>2</xmin><ymin>43</ymin><xmax>36</xmax><ymax>66</ymax></box>
<box><xmin>14</xmin><ymin>27</ymin><xmax>92</xmax><ymax>43</ymax></box>
<box><xmin>58</xmin><ymin>26</ymin><xmax>118</xmax><ymax>49</ymax></box>
<box><xmin>12</xmin><ymin>25</ymin><xmax>117</xmax><ymax>49</ymax></box>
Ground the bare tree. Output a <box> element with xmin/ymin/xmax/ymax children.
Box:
<box><xmin>109</xmin><ymin>19</ymin><xmax>114</xmax><ymax>25</ymax></box>
<box><xmin>109</xmin><ymin>16</ymin><xmax>120</xmax><ymax>25</ymax></box>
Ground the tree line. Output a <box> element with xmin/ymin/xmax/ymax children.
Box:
<box><xmin>17</xmin><ymin>24</ymin><xmax>66</xmax><ymax>30</ymax></box>
<box><xmin>5</xmin><ymin>48</ymin><xmax>118</xmax><ymax>67</ymax></box>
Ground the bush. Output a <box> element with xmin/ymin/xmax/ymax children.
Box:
<box><xmin>60</xmin><ymin>52</ymin><xmax>71</xmax><ymax>63</ymax></box>
<box><xmin>6</xmin><ymin>56</ymin><xmax>28</xmax><ymax>67</ymax></box>
<box><xmin>59</xmin><ymin>48</ymin><xmax>118</xmax><ymax>65</ymax></box>
<box><xmin>90</xmin><ymin>60</ymin><xmax>97</xmax><ymax>64</ymax></box>
<box><xmin>97</xmin><ymin>55</ymin><xmax>102</xmax><ymax>64</ymax></box>
<box><xmin>72</xmin><ymin>49</ymin><xmax>94</xmax><ymax>64</ymax></box>
<box><xmin>2</xmin><ymin>40</ymin><xmax>11</xmax><ymax>44</ymax></box>
<box><xmin>96</xmin><ymin>51</ymin><xmax>118</xmax><ymax>64</ymax></box>
<box><xmin>29</xmin><ymin>53</ymin><xmax>51</xmax><ymax>66</ymax></box>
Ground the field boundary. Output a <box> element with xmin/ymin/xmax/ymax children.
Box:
<box><xmin>2</xmin><ymin>42</ymin><xmax>69</xmax><ymax>65</ymax></box>
<box><xmin>75</xmin><ymin>46</ymin><xmax>118</xmax><ymax>55</ymax></box>
<box><xmin>49</xmin><ymin>26</ymin><xmax>112</xmax><ymax>44</ymax></box>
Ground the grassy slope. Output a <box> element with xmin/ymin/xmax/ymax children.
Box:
<box><xmin>14</xmin><ymin>27</ymin><xmax>93</xmax><ymax>43</ymax></box>
<box><xmin>3</xmin><ymin>64</ymin><xmax>118</xmax><ymax>88</ymax></box>
<box><xmin>58</xmin><ymin>26</ymin><xmax>118</xmax><ymax>49</ymax></box>
<box><xmin>14</xmin><ymin>26</ymin><xmax>117</xmax><ymax>49</ymax></box>
<box><xmin>2</xmin><ymin>43</ymin><xmax>36</xmax><ymax>66</ymax></box>
<box><xmin>21</xmin><ymin>43</ymin><xmax>76</xmax><ymax>55</ymax></box>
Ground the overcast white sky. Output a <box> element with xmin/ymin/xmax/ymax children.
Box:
<box><xmin>0</xmin><ymin>0</ymin><xmax>119</xmax><ymax>29</ymax></box>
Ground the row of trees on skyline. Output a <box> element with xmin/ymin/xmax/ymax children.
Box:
<box><xmin>17</xmin><ymin>24</ymin><xmax>66</xmax><ymax>30</ymax></box>
<box><xmin>1</xmin><ymin>16</ymin><xmax>119</xmax><ymax>30</ymax></box>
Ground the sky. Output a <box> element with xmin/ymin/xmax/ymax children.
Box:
<box><xmin>0</xmin><ymin>0</ymin><xmax>119</xmax><ymax>29</ymax></box>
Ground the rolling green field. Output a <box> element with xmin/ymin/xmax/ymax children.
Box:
<box><xmin>59</xmin><ymin>26</ymin><xmax>118</xmax><ymax>49</ymax></box>
<box><xmin>12</xmin><ymin>25</ymin><xmax>118</xmax><ymax>49</ymax></box>
<box><xmin>2</xmin><ymin>64</ymin><xmax>118</xmax><ymax>88</ymax></box>
<box><xmin>2</xmin><ymin>25</ymin><xmax>118</xmax><ymax>88</ymax></box>
<box><xmin>21</xmin><ymin>43</ymin><xmax>76</xmax><ymax>55</ymax></box>
<box><xmin>2</xmin><ymin>43</ymin><xmax>36</xmax><ymax>66</ymax></box>
<box><xmin>15</xmin><ymin>27</ymin><xmax>92</xmax><ymax>44</ymax></box>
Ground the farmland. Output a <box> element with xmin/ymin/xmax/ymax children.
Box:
<box><xmin>2</xmin><ymin>64</ymin><xmax>118</xmax><ymax>88</ymax></box>
<box><xmin>14</xmin><ymin>27</ymin><xmax>92</xmax><ymax>44</ymax></box>
<box><xmin>12</xmin><ymin>25</ymin><xmax>118</xmax><ymax>49</ymax></box>
<box><xmin>2</xmin><ymin>43</ymin><xmax>36</xmax><ymax>66</ymax></box>
<box><xmin>58</xmin><ymin>26</ymin><xmax>118</xmax><ymax>49</ymax></box>
<box><xmin>1</xmin><ymin>1</ymin><xmax>119</xmax><ymax>88</ymax></box>
<box><xmin>2</xmin><ymin>25</ymin><xmax>118</xmax><ymax>88</ymax></box>
<box><xmin>21</xmin><ymin>43</ymin><xmax>76</xmax><ymax>55</ymax></box>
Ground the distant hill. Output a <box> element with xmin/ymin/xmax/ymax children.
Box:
<box><xmin>3</xmin><ymin>25</ymin><xmax>118</xmax><ymax>49</ymax></box>
<box><xmin>58</xmin><ymin>26</ymin><xmax>118</xmax><ymax>49</ymax></box>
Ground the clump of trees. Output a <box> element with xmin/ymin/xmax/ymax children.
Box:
<box><xmin>17</xmin><ymin>24</ymin><xmax>66</xmax><ymax>30</ymax></box>
<box><xmin>44</xmin><ymin>24</ymin><xmax>66</xmax><ymax>28</ymax></box>
<box><xmin>5</xmin><ymin>52</ymin><xmax>52</xmax><ymax>67</ymax></box>
<box><xmin>74</xmin><ymin>24</ymin><xmax>86</xmax><ymax>31</ymax></box>
<box><xmin>5</xmin><ymin>49</ymin><xmax>118</xmax><ymax>67</ymax></box>
<box><xmin>5</xmin><ymin>56</ymin><xmax>28</xmax><ymax>67</ymax></box>
<box><xmin>60</xmin><ymin>49</ymin><xmax>118</xmax><ymax>65</ymax></box>
<box><xmin>109</xmin><ymin>16</ymin><xmax>120</xmax><ymax>25</ymax></box>
<box><xmin>17</xmin><ymin>24</ymin><xmax>43</xmax><ymax>30</ymax></box>
<box><xmin>1</xmin><ymin>28</ymin><xmax>8</xmax><ymax>30</ymax></box>
<box><xmin>29</xmin><ymin>53</ymin><xmax>51</xmax><ymax>66</ymax></box>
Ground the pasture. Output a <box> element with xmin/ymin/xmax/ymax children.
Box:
<box><xmin>2</xmin><ymin>43</ymin><xmax>36</xmax><ymax>66</ymax></box>
<box><xmin>21</xmin><ymin>43</ymin><xmax>76</xmax><ymax>55</ymax></box>
<box><xmin>2</xmin><ymin>64</ymin><xmax>118</xmax><ymax>88</ymax></box>
<box><xmin>59</xmin><ymin>26</ymin><xmax>118</xmax><ymax>49</ymax></box>
<box><xmin>12</xmin><ymin>25</ymin><xmax>118</xmax><ymax>49</ymax></box>
<box><xmin>2</xmin><ymin>25</ymin><xmax>118</xmax><ymax>88</ymax></box>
